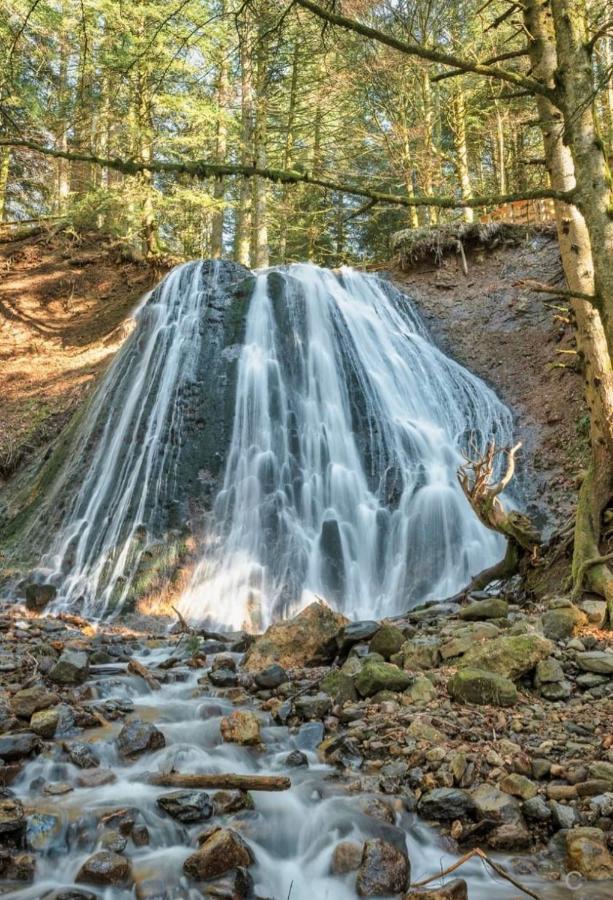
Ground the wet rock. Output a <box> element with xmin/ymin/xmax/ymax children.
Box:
<box><xmin>565</xmin><ymin>827</ymin><xmax>613</xmax><ymax>880</ymax></box>
<box><xmin>355</xmin><ymin>660</ymin><xmax>412</xmax><ymax>697</ymax></box>
<box><xmin>285</xmin><ymin>750</ymin><xmax>308</xmax><ymax>767</ymax></box>
<box><xmin>200</xmin><ymin>867</ymin><xmax>254</xmax><ymax>898</ymax></box>
<box><xmin>499</xmin><ymin>773</ymin><xmax>537</xmax><ymax>801</ymax></box>
<box><xmin>76</xmin><ymin>850</ymin><xmax>132</xmax><ymax>886</ymax></box>
<box><xmin>0</xmin><ymin>796</ymin><xmax>25</xmax><ymax>841</ymax></box>
<box><xmin>356</xmin><ymin>838</ymin><xmax>410</xmax><ymax>896</ymax></box>
<box><xmin>212</xmin><ymin>790</ymin><xmax>254</xmax><ymax>815</ymax></box>
<box><xmin>448</xmin><ymin>668</ymin><xmax>517</xmax><ymax>707</ymax></box>
<box><xmin>220</xmin><ymin>710</ymin><xmax>261</xmax><ymax>746</ymax></box>
<box><xmin>0</xmin><ymin>850</ymin><xmax>35</xmax><ymax>881</ymax></box>
<box><xmin>0</xmin><ymin>733</ymin><xmax>40</xmax><ymax>762</ymax></box>
<box><xmin>135</xmin><ymin>879</ymin><xmax>169</xmax><ymax>900</ymax></box>
<box><xmin>369</xmin><ymin>625</ymin><xmax>405</xmax><ymax>660</ymax></box>
<box><xmin>46</xmin><ymin>890</ymin><xmax>97</xmax><ymax>899</ymax></box>
<box><xmin>10</xmin><ymin>687</ymin><xmax>59</xmax><ymax>719</ymax></box>
<box><xmin>458</xmin><ymin>634</ymin><xmax>553</xmax><ymax>680</ymax></box>
<box><xmin>64</xmin><ymin>741</ymin><xmax>100</xmax><ymax>769</ymax></box>
<box><xmin>576</xmin><ymin>651</ymin><xmax>613</xmax><ymax>675</ymax></box>
<box><xmin>459</xmin><ymin>597</ymin><xmax>508</xmax><ymax>621</ymax></box>
<box><xmin>330</xmin><ymin>840</ymin><xmax>363</xmax><ymax>874</ymax></box>
<box><xmin>243</xmin><ymin>601</ymin><xmax>347</xmax><ymax>671</ymax></box>
<box><xmin>44</xmin><ymin>781</ymin><xmax>73</xmax><ymax>795</ymax></box>
<box><xmin>294</xmin><ymin>692</ymin><xmax>332</xmax><ymax>720</ymax></box>
<box><xmin>115</xmin><ymin>719</ymin><xmax>166</xmax><ymax>758</ymax></box>
<box><xmin>25</xmin><ymin>812</ymin><xmax>61</xmax><ymax>850</ymax></box>
<box><xmin>542</xmin><ymin>606</ymin><xmax>586</xmax><ymax>641</ymax></box>
<box><xmin>30</xmin><ymin>707</ymin><xmax>60</xmax><ymax>738</ymax></box>
<box><xmin>49</xmin><ymin>650</ymin><xmax>90</xmax><ymax>686</ymax></box>
<box><xmin>24</xmin><ymin>582</ymin><xmax>57</xmax><ymax>612</ymax></box>
<box><xmin>100</xmin><ymin>830</ymin><xmax>127</xmax><ymax>853</ymax></box>
<box><xmin>254</xmin><ymin>663</ymin><xmax>288</xmax><ymax>689</ymax></box>
<box><xmin>209</xmin><ymin>668</ymin><xmax>239</xmax><ymax>687</ymax></box>
<box><xmin>76</xmin><ymin>769</ymin><xmax>117</xmax><ymax>788</ymax></box>
<box><xmin>184</xmin><ymin>827</ymin><xmax>254</xmax><ymax>880</ymax></box>
<box><xmin>404</xmin><ymin>879</ymin><xmax>468</xmax><ymax>899</ymax></box>
<box><xmin>418</xmin><ymin>788</ymin><xmax>475</xmax><ymax>821</ymax></box>
<box><xmin>157</xmin><ymin>790</ymin><xmax>214</xmax><ymax>823</ymax></box>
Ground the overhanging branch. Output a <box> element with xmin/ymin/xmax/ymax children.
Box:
<box><xmin>1</xmin><ymin>138</ymin><xmax>576</xmax><ymax>210</ymax></box>
<box><xmin>292</xmin><ymin>0</ymin><xmax>557</xmax><ymax>101</ymax></box>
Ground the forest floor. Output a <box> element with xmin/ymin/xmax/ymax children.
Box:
<box><xmin>0</xmin><ymin>224</ymin><xmax>587</xmax><ymax>548</ymax></box>
<box><xmin>0</xmin><ymin>228</ymin><xmax>173</xmax><ymax>481</ymax></box>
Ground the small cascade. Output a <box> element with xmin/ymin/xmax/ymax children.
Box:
<box><xmin>180</xmin><ymin>265</ymin><xmax>513</xmax><ymax>629</ymax></box>
<box><xmin>23</xmin><ymin>262</ymin><xmax>514</xmax><ymax>624</ymax></box>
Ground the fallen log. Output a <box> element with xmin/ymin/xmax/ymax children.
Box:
<box><xmin>147</xmin><ymin>772</ymin><xmax>291</xmax><ymax>791</ymax></box>
<box><xmin>128</xmin><ymin>658</ymin><xmax>161</xmax><ymax>690</ymax></box>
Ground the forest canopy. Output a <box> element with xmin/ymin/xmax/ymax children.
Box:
<box><xmin>2</xmin><ymin>0</ymin><xmax>610</xmax><ymax>265</ymax></box>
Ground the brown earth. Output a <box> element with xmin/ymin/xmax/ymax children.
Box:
<box><xmin>0</xmin><ymin>227</ymin><xmax>173</xmax><ymax>481</ymax></box>
<box><xmin>388</xmin><ymin>227</ymin><xmax>587</xmax><ymax>537</ymax></box>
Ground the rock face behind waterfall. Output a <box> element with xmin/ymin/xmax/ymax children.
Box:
<box><xmin>0</xmin><ymin>260</ymin><xmax>253</xmax><ymax>615</ymax></box>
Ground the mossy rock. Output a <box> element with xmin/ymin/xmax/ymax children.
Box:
<box><xmin>448</xmin><ymin>668</ymin><xmax>518</xmax><ymax>707</ymax></box>
<box><xmin>320</xmin><ymin>671</ymin><xmax>358</xmax><ymax>705</ymax></box>
<box><xmin>459</xmin><ymin>597</ymin><xmax>508</xmax><ymax>621</ymax></box>
<box><xmin>458</xmin><ymin>634</ymin><xmax>553</xmax><ymax>680</ymax></box>
<box><xmin>542</xmin><ymin>606</ymin><xmax>587</xmax><ymax>641</ymax></box>
<box><xmin>369</xmin><ymin>625</ymin><xmax>405</xmax><ymax>660</ymax></box>
<box><xmin>354</xmin><ymin>660</ymin><xmax>412</xmax><ymax>698</ymax></box>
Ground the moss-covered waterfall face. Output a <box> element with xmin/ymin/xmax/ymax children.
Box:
<box><xmin>1</xmin><ymin>261</ymin><xmax>514</xmax><ymax>624</ymax></box>
<box><xmin>0</xmin><ymin>260</ymin><xmax>253</xmax><ymax>615</ymax></box>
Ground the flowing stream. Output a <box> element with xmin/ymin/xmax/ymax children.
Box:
<box><xmin>36</xmin><ymin>263</ymin><xmax>513</xmax><ymax>627</ymax></box>
<box><xmin>5</xmin><ymin>643</ymin><xmax>551</xmax><ymax>900</ymax></box>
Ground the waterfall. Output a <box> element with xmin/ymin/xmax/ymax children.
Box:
<box><xmin>180</xmin><ymin>264</ymin><xmax>513</xmax><ymax>629</ymax></box>
<box><xmin>27</xmin><ymin>261</ymin><xmax>514</xmax><ymax>625</ymax></box>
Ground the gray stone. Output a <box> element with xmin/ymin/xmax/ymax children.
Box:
<box><xmin>254</xmin><ymin>664</ymin><xmax>288</xmax><ymax>689</ymax></box>
<box><xmin>542</xmin><ymin>607</ymin><xmax>586</xmax><ymax>641</ymax></box>
<box><xmin>523</xmin><ymin>796</ymin><xmax>552</xmax><ymax>821</ymax></box>
<box><xmin>294</xmin><ymin>692</ymin><xmax>332</xmax><ymax>720</ymax></box>
<box><xmin>448</xmin><ymin>668</ymin><xmax>517</xmax><ymax>707</ymax></box>
<box><xmin>471</xmin><ymin>783</ymin><xmax>521</xmax><ymax>822</ymax></box>
<box><xmin>49</xmin><ymin>650</ymin><xmax>90</xmax><ymax>685</ymax></box>
<box><xmin>64</xmin><ymin>741</ymin><xmax>100</xmax><ymax>769</ymax></box>
<box><xmin>418</xmin><ymin>788</ymin><xmax>476</xmax><ymax>821</ymax></box>
<box><xmin>157</xmin><ymin>790</ymin><xmax>214</xmax><ymax>823</ymax></box>
<box><xmin>115</xmin><ymin>719</ymin><xmax>165</xmax><ymax>758</ymax></box>
<box><xmin>10</xmin><ymin>687</ymin><xmax>59</xmax><ymax>719</ymax></box>
<box><xmin>0</xmin><ymin>733</ymin><xmax>40</xmax><ymax>761</ymax></box>
<box><xmin>550</xmin><ymin>800</ymin><xmax>578</xmax><ymax>830</ymax></box>
<box><xmin>576</xmin><ymin>652</ymin><xmax>613</xmax><ymax>675</ymax></box>
<box><xmin>534</xmin><ymin>658</ymin><xmax>564</xmax><ymax>685</ymax></box>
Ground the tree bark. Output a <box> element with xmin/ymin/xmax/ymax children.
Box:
<box><xmin>450</xmin><ymin>86</ymin><xmax>474</xmax><ymax>223</ymax></box>
<box><xmin>524</xmin><ymin>0</ymin><xmax>613</xmax><ymax>621</ymax></box>
<box><xmin>211</xmin><ymin>20</ymin><xmax>229</xmax><ymax>260</ymax></box>
<box><xmin>0</xmin><ymin>148</ymin><xmax>10</xmax><ymax>222</ymax></box>
<box><xmin>235</xmin><ymin>32</ymin><xmax>254</xmax><ymax>267</ymax></box>
<box><xmin>251</xmin><ymin>17</ymin><xmax>270</xmax><ymax>269</ymax></box>
<box><xmin>147</xmin><ymin>772</ymin><xmax>291</xmax><ymax>791</ymax></box>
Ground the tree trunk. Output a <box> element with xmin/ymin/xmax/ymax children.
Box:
<box><xmin>235</xmin><ymin>34</ymin><xmax>254</xmax><ymax>267</ymax></box>
<box><xmin>211</xmin><ymin>24</ymin><xmax>229</xmax><ymax>259</ymax></box>
<box><xmin>0</xmin><ymin>148</ymin><xmax>10</xmax><ymax>222</ymax></box>
<box><xmin>420</xmin><ymin>70</ymin><xmax>439</xmax><ymax>225</ymax></box>
<box><xmin>524</xmin><ymin>0</ymin><xmax>613</xmax><ymax>621</ymax></box>
<box><xmin>251</xmin><ymin>19</ymin><xmax>270</xmax><ymax>269</ymax></box>
<box><xmin>278</xmin><ymin>41</ymin><xmax>300</xmax><ymax>263</ymax></box>
<box><xmin>550</xmin><ymin>0</ymin><xmax>613</xmax><ymax>361</ymax></box>
<box><xmin>450</xmin><ymin>86</ymin><xmax>474</xmax><ymax>223</ymax></box>
<box><xmin>495</xmin><ymin>105</ymin><xmax>507</xmax><ymax>194</ymax></box>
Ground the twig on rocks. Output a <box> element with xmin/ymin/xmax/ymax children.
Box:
<box><xmin>411</xmin><ymin>847</ymin><xmax>542</xmax><ymax>899</ymax></box>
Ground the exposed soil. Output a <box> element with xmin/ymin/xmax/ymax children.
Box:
<box><xmin>0</xmin><ymin>228</ymin><xmax>173</xmax><ymax>481</ymax></box>
<box><xmin>389</xmin><ymin>227</ymin><xmax>587</xmax><ymax>537</ymax></box>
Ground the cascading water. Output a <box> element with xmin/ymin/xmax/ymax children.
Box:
<box><xmin>182</xmin><ymin>263</ymin><xmax>514</xmax><ymax>628</ymax></box>
<box><xmin>24</xmin><ymin>261</ymin><xmax>514</xmax><ymax>625</ymax></box>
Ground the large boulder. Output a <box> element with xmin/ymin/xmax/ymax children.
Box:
<box><xmin>24</xmin><ymin>582</ymin><xmax>57</xmax><ymax>612</ymax></box>
<box><xmin>576</xmin><ymin>651</ymin><xmax>613</xmax><ymax>675</ymax></box>
<box><xmin>447</xmin><ymin>668</ymin><xmax>517</xmax><ymax>707</ymax></box>
<box><xmin>542</xmin><ymin>606</ymin><xmax>587</xmax><ymax>641</ymax></box>
<box><xmin>459</xmin><ymin>597</ymin><xmax>508</xmax><ymax>621</ymax></box>
<box><xmin>157</xmin><ymin>791</ymin><xmax>214</xmax><ymax>824</ymax></box>
<box><xmin>10</xmin><ymin>687</ymin><xmax>59</xmax><ymax>719</ymax></box>
<box><xmin>369</xmin><ymin>625</ymin><xmax>405</xmax><ymax>660</ymax></box>
<box><xmin>458</xmin><ymin>634</ymin><xmax>553</xmax><ymax>680</ymax></box>
<box><xmin>354</xmin><ymin>660</ymin><xmax>412</xmax><ymax>698</ymax></box>
<box><xmin>356</xmin><ymin>838</ymin><xmax>410</xmax><ymax>896</ymax></box>
<box><xmin>243</xmin><ymin>601</ymin><xmax>347</xmax><ymax>671</ymax></box>
<box><xmin>184</xmin><ymin>827</ymin><xmax>254</xmax><ymax>881</ymax></box>
<box><xmin>49</xmin><ymin>650</ymin><xmax>90</xmax><ymax>685</ymax></box>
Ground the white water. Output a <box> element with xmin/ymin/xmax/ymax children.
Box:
<box><xmin>180</xmin><ymin>265</ymin><xmax>513</xmax><ymax>629</ymax></box>
<box><xmin>35</xmin><ymin>262</ymin><xmax>513</xmax><ymax>625</ymax></box>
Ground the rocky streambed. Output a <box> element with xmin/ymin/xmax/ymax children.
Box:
<box><xmin>0</xmin><ymin>588</ymin><xmax>612</xmax><ymax>899</ymax></box>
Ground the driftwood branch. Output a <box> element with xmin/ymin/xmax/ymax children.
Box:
<box><xmin>411</xmin><ymin>846</ymin><xmax>541</xmax><ymax>899</ymax></box>
<box><xmin>127</xmin><ymin>658</ymin><xmax>161</xmax><ymax>690</ymax></box>
<box><xmin>516</xmin><ymin>279</ymin><xmax>597</xmax><ymax>304</ymax></box>
<box><xmin>147</xmin><ymin>772</ymin><xmax>291</xmax><ymax>791</ymax></box>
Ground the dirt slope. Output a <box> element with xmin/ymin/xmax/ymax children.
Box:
<box><xmin>0</xmin><ymin>229</ymin><xmax>172</xmax><ymax>482</ymax></box>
